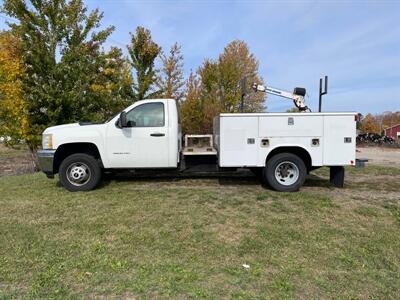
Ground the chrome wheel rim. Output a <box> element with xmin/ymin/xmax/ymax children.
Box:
<box><xmin>274</xmin><ymin>161</ymin><xmax>299</xmax><ymax>186</ymax></box>
<box><xmin>66</xmin><ymin>162</ymin><xmax>91</xmax><ymax>186</ymax></box>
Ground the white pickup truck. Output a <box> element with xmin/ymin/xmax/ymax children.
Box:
<box><xmin>38</xmin><ymin>98</ymin><xmax>356</xmax><ymax>192</ymax></box>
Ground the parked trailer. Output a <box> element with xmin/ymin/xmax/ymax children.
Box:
<box><xmin>38</xmin><ymin>99</ymin><xmax>356</xmax><ymax>192</ymax></box>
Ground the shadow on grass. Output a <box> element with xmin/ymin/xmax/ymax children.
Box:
<box><xmin>92</xmin><ymin>171</ymin><xmax>333</xmax><ymax>190</ymax></box>
<box><xmin>55</xmin><ymin>177</ymin><xmax>113</xmax><ymax>189</ymax></box>
<box><xmin>304</xmin><ymin>174</ymin><xmax>332</xmax><ymax>188</ymax></box>
<box><xmin>102</xmin><ymin>171</ymin><xmax>261</xmax><ymax>186</ymax></box>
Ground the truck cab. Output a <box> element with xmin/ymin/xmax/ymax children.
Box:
<box><xmin>38</xmin><ymin>98</ymin><xmax>356</xmax><ymax>192</ymax></box>
<box><xmin>104</xmin><ymin>99</ymin><xmax>180</xmax><ymax>169</ymax></box>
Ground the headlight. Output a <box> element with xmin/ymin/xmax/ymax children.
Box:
<box><xmin>42</xmin><ymin>134</ymin><xmax>53</xmax><ymax>149</ymax></box>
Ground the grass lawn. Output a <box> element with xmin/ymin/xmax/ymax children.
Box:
<box><xmin>0</xmin><ymin>166</ymin><xmax>399</xmax><ymax>299</ymax></box>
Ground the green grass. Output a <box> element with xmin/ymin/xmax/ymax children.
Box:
<box><xmin>0</xmin><ymin>166</ymin><xmax>400</xmax><ymax>299</ymax></box>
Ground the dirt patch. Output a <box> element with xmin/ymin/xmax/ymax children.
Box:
<box><xmin>0</xmin><ymin>144</ymin><xmax>35</xmax><ymax>176</ymax></box>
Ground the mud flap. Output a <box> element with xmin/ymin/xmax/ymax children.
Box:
<box><xmin>330</xmin><ymin>166</ymin><xmax>345</xmax><ymax>188</ymax></box>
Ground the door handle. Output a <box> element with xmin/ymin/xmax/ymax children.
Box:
<box><xmin>150</xmin><ymin>133</ymin><xmax>165</xmax><ymax>137</ymax></box>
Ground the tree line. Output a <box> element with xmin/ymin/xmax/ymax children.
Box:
<box><xmin>358</xmin><ymin>112</ymin><xmax>400</xmax><ymax>134</ymax></box>
<box><xmin>0</xmin><ymin>0</ymin><xmax>265</xmax><ymax>165</ymax></box>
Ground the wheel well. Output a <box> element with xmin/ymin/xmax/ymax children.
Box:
<box><xmin>266</xmin><ymin>146</ymin><xmax>312</xmax><ymax>170</ymax></box>
<box><xmin>54</xmin><ymin>143</ymin><xmax>102</xmax><ymax>173</ymax></box>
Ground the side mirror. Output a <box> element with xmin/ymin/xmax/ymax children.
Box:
<box><xmin>117</xmin><ymin>111</ymin><xmax>128</xmax><ymax>128</ymax></box>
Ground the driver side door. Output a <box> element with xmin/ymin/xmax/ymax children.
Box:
<box><xmin>106</xmin><ymin>101</ymin><xmax>169</xmax><ymax>168</ymax></box>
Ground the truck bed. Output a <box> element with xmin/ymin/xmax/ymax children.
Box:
<box><xmin>213</xmin><ymin>112</ymin><xmax>356</xmax><ymax>168</ymax></box>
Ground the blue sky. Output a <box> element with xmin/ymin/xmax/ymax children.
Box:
<box><xmin>1</xmin><ymin>0</ymin><xmax>399</xmax><ymax>114</ymax></box>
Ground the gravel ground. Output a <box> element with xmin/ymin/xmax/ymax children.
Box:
<box><xmin>357</xmin><ymin>146</ymin><xmax>400</xmax><ymax>168</ymax></box>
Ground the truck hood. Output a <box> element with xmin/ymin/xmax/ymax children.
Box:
<box><xmin>43</xmin><ymin>122</ymin><xmax>105</xmax><ymax>134</ymax></box>
<box><xmin>43</xmin><ymin>123</ymin><xmax>80</xmax><ymax>133</ymax></box>
<box><xmin>43</xmin><ymin>122</ymin><xmax>107</xmax><ymax>150</ymax></box>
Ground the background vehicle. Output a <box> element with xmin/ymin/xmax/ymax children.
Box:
<box><xmin>38</xmin><ymin>98</ymin><xmax>356</xmax><ymax>192</ymax></box>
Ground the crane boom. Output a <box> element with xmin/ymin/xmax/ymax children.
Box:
<box><xmin>252</xmin><ymin>83</ymin><xmax>309</xmax><ymax>111</ymax></box>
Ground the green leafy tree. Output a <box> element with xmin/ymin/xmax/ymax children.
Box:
<box><xmin>184</xmin><ymin>40</ymin><xmax>265</xmax><ymax>133</ymax></box>
<box><xmin>180</xmin><ymin>71</ymin><xmax>203</xmax><ymax>134</ymax></box>
<box><xmin>156</xmin><ymin>42</ymin><xmax>185</xmax><ymax>102</ymax></box>
<box><xmin>89</xmin><ymin>47</ymin><xmax>134</xmax><ymax>120</ymax></box>
<box><xmin>127</xmin><ymin>26</ymin><xmax>160</xmax><ymax>101</ymax></box>
<box><xmin>1</xmin><ymin>0</ymin><xmax>133</xmax><ymax>166</ymax></box>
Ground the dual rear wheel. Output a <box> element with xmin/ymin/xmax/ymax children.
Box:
<box><xmin>262</xmin><ymin>152</ymin><xmax>307</xmax><ymax>192</ymax></box>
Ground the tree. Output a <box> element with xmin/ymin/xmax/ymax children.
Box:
<box><xmin>183</xmin><ymin>40</ymin><xmax>265</xmax><ymax>133</ymax></box>
<box><xmin>214</xmin><ymin>40</ymin><xmax>265</xmax><ymax>113</ymax></box>
<box><xmin>156</xmin><ymin>42</ymin><xmax>185</xmax><ymax>102</ymax></box>
<box><xmin>197</xmin><ymin>60</ymin><xmax>223</xmax><ymax>133</ymax></box>
<box><xmin>89</xmin><ymin>47</ymin><xmax>134</xmax><ymax>120</ymax></box>
<box><xmin>127</xmin><ymin>26</ymin><xmax>160</xmax><ymax>101</ymax></box>
<box><xmin>180</xmin><ymin>71</ymin><xmax>203</xmax><ymax>133</ymax></box>
<box><xmin>356</xmin><ymin>113</ymin><xmax>363</xmax><ymax>130</ymax></box>
<box><xmin>381</xmin><ymin>111</ymin><xmax>400</xmax><ymax>130</ymax></box>
<box><xmin>0</xmin><ymin>31</ymin><xmax>32</xmax><ymax>147</ymax></box>
<box><xmin>1</xmin><ymin>0</ymin><xmax>132</xmax><ymax>166</ymax></box>
<box><xmin>359</xmin><ymin>113</ymin><xmax>380</xmax><ymax>134</ymax></box>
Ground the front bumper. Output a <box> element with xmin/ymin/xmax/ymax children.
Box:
<box><xmin>38</xmin><ymin>149</ymin><xmax>56</xmax><ymax>178</ymax></box>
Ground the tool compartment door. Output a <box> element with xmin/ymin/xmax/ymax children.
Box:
<box><xmin>258</xmin><ymin>115</ymin><xmax>323</xmax><ymax>137</ymax></box>
<box><xmin>219</xmin><ymin>116</ymin><xmax>258</xmax><ymax>167</ymax></box>
<box><xmin>323</xmin><ymin>115</ymin><xmax>356</xmax><ymax>165</ymax></box>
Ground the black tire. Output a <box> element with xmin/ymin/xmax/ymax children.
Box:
<box><xmin>263</xmin><ymin>153</ymin><xmax>307</xmax><ymax>192</ymax></box>
<box><xmin>59</xmin><ymin>153</ymin><xmax>102</xmax><ymax>192</ymax></box>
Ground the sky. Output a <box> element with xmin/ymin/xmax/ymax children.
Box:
<box><xmin>1</xmin><ymin>0</ymin><xmax>399</xmax><ymax>114</ymax></box>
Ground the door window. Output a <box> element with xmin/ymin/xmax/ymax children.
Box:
<box><xmin>126</xmin><ymin>103</ymin><xmax>165</xmax><ymax>127</ymax></box>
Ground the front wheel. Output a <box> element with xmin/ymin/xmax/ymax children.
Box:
<box><xmin>59</xmin><ymin>153</ymin><xmax>102</xmax><ymax>191</ymax></box>
<box><xmin>264</xmin><ymin>153</ymin><xmax>307</xmax><ymax>192</ymax></box>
